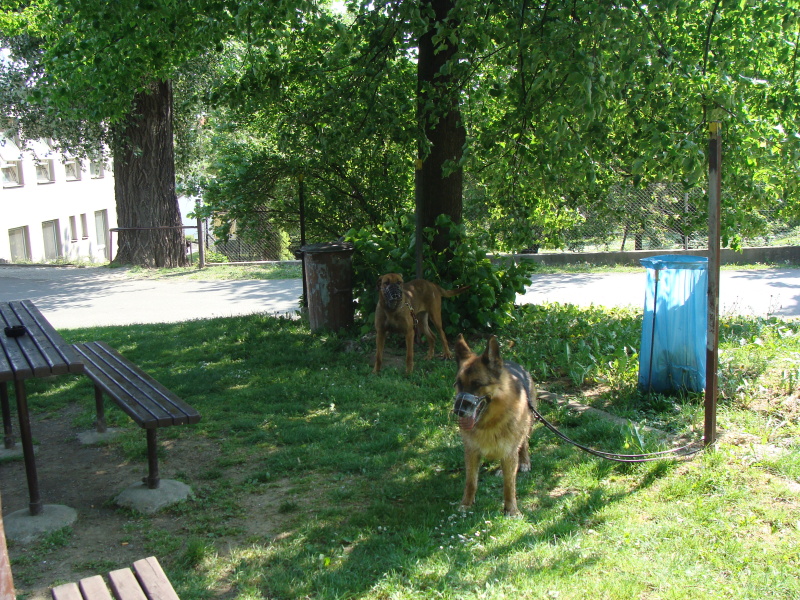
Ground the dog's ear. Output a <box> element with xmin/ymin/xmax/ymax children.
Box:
<box><xmin>376</xmin><ymin>275</ymin><xmax>384</xmax><ymax>290</ymax></box>
<box><xmin>482</xmin><ymin>336</ymin><xmax>504</xmax><ymax>375</ymax></box>
<box><xmin>454</xmin><ymin>334</ymin><xmax>473</xmax><ymax>365</ymax></box>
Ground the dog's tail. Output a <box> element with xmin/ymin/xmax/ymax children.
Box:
<box><xmin>441</xmin><ymin>285</ymin><xmax>471</xmax><ymax>298</ymax></box>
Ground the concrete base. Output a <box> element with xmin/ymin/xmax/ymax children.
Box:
<box><xmin>77</xmin><ymin>428</ymin><xmax>122</xmax><ymax>445</ymax></box>
<box><xmin>4</xmin><ymin>504</ymin><xmax>78</xmax><ymax>543</ymax></box>
<box><xmin>508</xmin><ymin>245</ymin><xmax>800</xmax><ymax>268</ymax></box>
<box><xmin>115</xmin><ymin>480</ymin><xmax>193</xmax><ymax>514</ymax></box>
<box><xmin>0</xmin><ymin>444</ymin><xmax>30</xmax><ymax>461</ymax></box>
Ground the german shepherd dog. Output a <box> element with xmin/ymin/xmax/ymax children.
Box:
<box><xmin>453</xmin><ymin>334</ymin><xmax>537</xmax><ymax>516</ymax></box>
<box><xmin>373</xmin><ymin>273</ymin><xmax>470</xmax><ymax>374</ymax></box>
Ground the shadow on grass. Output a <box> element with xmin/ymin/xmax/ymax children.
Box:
<box><xmin>34</xmin><ymin>313</ymin><xmax>679</xmax><ymax>599</ymax></box>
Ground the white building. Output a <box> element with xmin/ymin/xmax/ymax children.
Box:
<box><xmin>1</xmin><ymin>134</ymin><xmax>117</xmax><ymax>264</ymax></box>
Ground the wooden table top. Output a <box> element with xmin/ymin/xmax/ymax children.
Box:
<box><xmin>0</xmin><ymin>300</ymin><xmax>84</xmax><ymax>382</ymax></box>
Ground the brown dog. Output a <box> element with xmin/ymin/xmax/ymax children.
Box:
<box><xmin>452</xmin><ymin>334</ymin><xmax>537</xmax><ymax>516</ymax></box>
<box><xmin>373</xmin><ymin>273</ymin><xmax>470</xmax><ymax>374</ymax></box>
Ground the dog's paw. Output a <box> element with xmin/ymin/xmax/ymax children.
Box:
<box><xmin>519</xmin><ymin>463</ymin><xmax>531</xmax><ymax>473</ymax></box>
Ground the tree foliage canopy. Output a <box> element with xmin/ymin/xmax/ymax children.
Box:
<box><xmin>4</xmin><ymin>0</ymin><xmax>800</xmax><ymax>252</ymax></box>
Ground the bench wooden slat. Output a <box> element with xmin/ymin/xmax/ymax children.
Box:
<box><xmin>132</xmin><ymin>557</ymin><xmax>180</xmax><ymax>600</ymax></box>
<box><xmin>108</xmin><ymin>568</ymin><xmax>148</xmax><ymax>600</ymax></box>
<box><xmin>74</xmin><ymin>342</ymin><xmax>200</xmax><ymax>429</ymax></box>
<box><xmin>0</xmin><ymin>304</ymin><xmax>35</xmax><ymax>379</ymax></box>
<box><xmin>17</xmin><ymin>300</ymin><xmax>84</xmax><ymax>375</ymax></box>
<box><xmin>51</xmin><ymin>558</ymin><xmax>178</xmax><ymax>600</ymax></box>
<box><xmin>52</xmin><ymin>582</ymin><xmax>84</xmax><ymax>600</ymax></box>
<box><xmin>0</xmin><ymin>301</ymin><xmax>85</xmax><ymax>381</ymax></box>
<box><xmin>79</xmin><ymin>575</ymin><xmax>114</xmax><ymax>600</ymax></box>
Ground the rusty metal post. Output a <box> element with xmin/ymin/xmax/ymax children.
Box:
<box><xmin>299</xmin><ymin>175</ymin><xmax>308</xmax><ymax>308</ymax></box>
<box><xmin>415</xmin><ymin>158</ymin><xmax>424</xmax><ymax>280</ymax></box>
<box><xmin>94</xmin><ymin>385</ymin><xmax>107</xmax><ymax>434</ymax></box>
<box><xmin>145</xmin><ymin>428</ymin><xmax>160</xmax><ymax>489</ymax></box>
<box><xmin>705</xmin><ymin>122</ymin><xmax>722</xmax><ymax>446</ymax></box>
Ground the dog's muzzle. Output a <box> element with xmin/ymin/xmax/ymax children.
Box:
<box><xmin>382</xmin><ymin>283</ymin><xmax>404</xmax><ymax>311</ymax></box>
<box><xmin>452</xmin><ymin>392</ymin><xmax>488</xmax><ymax>431</ymax></box>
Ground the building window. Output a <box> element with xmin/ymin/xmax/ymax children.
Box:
<box><xmin>1</xmin><ymin>161</ymin><xmax>22</xmax><ymax>188</ymax></box>
<box><xmin>95</xmin><ymin>210</ymin><xmax>109</xmax><ymax>260</ymax></box>
<box><xmin>65</xmin><ymin>158</ymin><xmax>82</xmax><ymax>181</ymax></box>
<box><xmin>69</xmin><ymin>216</ymin><xmax>78</xmax><ymax>242</ymax></box>
<box><xmin>90</xmin><ymin>160</ymin><xmax>105</xmax><ymax>179</ymax></box>
<box><xmin>42</xmin><ymin>220</ymin><xmax>62</xmax><ymax>260</ymax></box>
<box><xmin>8</xmin><ymin>227</ymin><xmax>31</xmax><ymax>262</ymax></box>
<box><xmin>0</xmin><ymin>134</ymin><xmax>23</xmax><ymax>188</ymax></box>
<box><xmin>80</xmin><ymin>213</ymin><xmax>89</xmax><ymax>239</ymax></box>
<box><xmin>36</xmin><ymin>159</ymin><xmax>55</xmax><ymax>184</ymax></box>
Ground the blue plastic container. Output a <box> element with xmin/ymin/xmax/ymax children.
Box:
<box><xmin>638</xmin><ymin>255</ymin><xmax>708</xmax><ymax>393</ymax></box>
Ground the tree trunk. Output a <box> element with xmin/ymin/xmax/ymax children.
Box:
<box><xmin>112</xmin><ymin>80</ymin><xmax>186</xmax><ymax>267</ymax></box>
<box><xmin>416</xmin><ymin>0</ymin><xmax>465</xmax><ymax>254</ymax></box>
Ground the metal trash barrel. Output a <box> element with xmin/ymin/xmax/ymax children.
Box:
<box><xmin>638</xmin><ymin>255</ymin><xmax>708</xmax><ymax>393</ymax></box>
<box><xmin>301</xmin><ymin>242</ymin><xmax>355</xmax><ymax>331</ymax></box>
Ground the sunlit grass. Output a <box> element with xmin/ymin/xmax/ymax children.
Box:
<box><xmin>10</xmin><ymin>300</ymin><xmax>800</xmax><ymax>600</ymax></box>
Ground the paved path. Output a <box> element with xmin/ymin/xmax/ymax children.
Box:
<box><xmin>1</xmin><ymin>265</ymin><xmax>798</xmax><ymax>329</ymax></box>
<box><xmin>0</xmin><ymin>266</ymin><xmax>303</xmax><ymax>329</ymax></box>
<box><xmin>518</xmin><ymin>268</ymin><xmax>800</xmax><ymax>318</ymax></box>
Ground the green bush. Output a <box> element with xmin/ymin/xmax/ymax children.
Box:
<box><xmin>204</xmin><ymin>249</ymin><xmax>229</xmax><ymax>263</ymax></box>
<box><xmin>344</xmin><ymin>214</ymin><xmax>533</xmax><ymax>335</ymax></box>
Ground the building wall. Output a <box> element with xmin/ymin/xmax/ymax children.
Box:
<box><xmin>1</xmin><ymin>143</ymin><xmax>117</xmax><ymax>264</ymax></box>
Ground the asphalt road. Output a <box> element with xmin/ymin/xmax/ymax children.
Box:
<box><xmin>519</xmin><ymin>268</ymin><xmax>800</xmax><ymax>318</ymax></box>
<box><xmin>1</xmin><ymin>265</ymin><xmax>799</xmax><ymax>329</ymax></box>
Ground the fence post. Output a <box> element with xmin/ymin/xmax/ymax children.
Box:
<box><xmin>299</xmin><ymin>174</ymin><xmax>307</xmax><ymax>308</ymax></box>
<box><xmin>705</xmin><ymin>121</ymin><xmax>722</xmax><ymax>447</ymax></box>
<box><xmin>196</xmin><ymin>215</ymin><xmax>205</xmax><ymax>269</ymax></box>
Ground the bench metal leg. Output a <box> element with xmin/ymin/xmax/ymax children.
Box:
<box><xmin>94</xmin><ymin>385</ymin><xmax>107</xmax><ymax>434</ymax></box>
<box><xmin>145</xmin><ymin>428</ymin><xmax>160</xmax><ymax>489</ymax></box>
<box><xmin>14</xmin><ymin>382</ymin><xmax>43</xmax><ymax>516</ymax></box>
<box><xmin>1</xmin><ymin>382</ymin><xmax>14</xmax><ymax>449</ymax></box>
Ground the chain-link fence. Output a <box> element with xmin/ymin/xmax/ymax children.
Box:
<box><xmin>553</xmin><ymin>183</ymin><xmax>800</xmax><ymax>253</ymax></box>
<box><xmin>195</xmin><ymin>183</ymin><xmax>800</xmax><ymax>264</ymax></box>
<box><xmin>198</xmin><ymin>218</ymin><xmax>299</xmax><ymax>263</ymax></box>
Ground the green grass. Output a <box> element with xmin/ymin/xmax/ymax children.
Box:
<box><xmin>9</xmin><ymin>301</ymin><xmax>800</xmax><ymax>599</ymax></box>
<box><xmin>122</xmin><ymin>261</ymin><xmax>303</xmax><ymax>280</ymax></box>
<box><xmin>113</xmin><ymin>259</ymin><xmax>800</xmax><ymax>280</ymax></box>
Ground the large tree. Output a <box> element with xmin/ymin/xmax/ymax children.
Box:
<box><xmin>0</xmin><ymin>1</ymin><xmax>300</xmax><ymax>266</ymax></box>
<box><xmin>338</xmin><ymin>0</ymin><xmax>800</xmax><ymax>251</ymax></box>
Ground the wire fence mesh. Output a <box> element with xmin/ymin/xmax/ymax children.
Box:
<box><xmin>200</xmin><ymin>218</ymin><xmax>298</xmax><ymax>263</ymax></box>
<box><xmin>197</xmin><ymin>183</ymin><xmax>800</xmax><ymax>264</ymax></box>
<box><xmin>544</xmin><ymin>183</ymin><xmax>800</xmax><ymax>254</ymax></box>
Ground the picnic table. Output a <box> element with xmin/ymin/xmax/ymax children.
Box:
<box><xmin>0</xmin><ymin>300</ymin><xmax>84</xmax><ymax>516</ymax></box>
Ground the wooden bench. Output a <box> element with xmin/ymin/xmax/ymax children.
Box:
<box><xmin>51</xmin><ymin>556</ymin><xmax>179</xmax><ymax>600</ymax></box>
<box><xmin>73</xmin><ymin>342</ymin><xmax>201</xmax><ymax>489</ymax></box>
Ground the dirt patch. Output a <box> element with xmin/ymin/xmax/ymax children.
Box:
<box><xmin>1</xmin><ymin>406</ymin><xmax>241</xmax><ymax>599</ymax></box>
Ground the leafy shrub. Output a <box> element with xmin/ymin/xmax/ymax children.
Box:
<box><xmin>204</xmin><ymin>249</ymin><xmax>229</xmax><ymax>263</ymax></box>
<box><xmin>344</xmin><ymin>214</ymin><xmax>533</xmax><ymax>335</ymax></box>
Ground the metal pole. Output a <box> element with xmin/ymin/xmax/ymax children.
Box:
<box><xmin>299</xmin><ymin>174</ymin><xmax>307</xmax><ymax>308</ymax></box>
<box><xmin>415</xmin><ymin>158</ymin><xmax>423</xmax><ymax>279</ymax></box>
<box><xmin>705</xmin><ymin>121</ymin><xmax>722</xmax><ymax>447</ymax></box>
<box><xmin>14</xmin><ymin>383</ymin><xmax>42</xmax><ymax>515</ymax></box>
<box><xmin>196</xmin><ymin>201</ymin><xmax>205</xmax><ymax>269</ymax></box>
